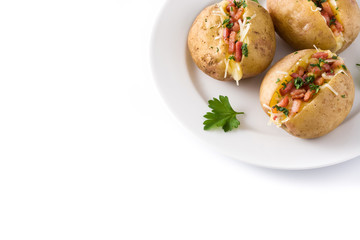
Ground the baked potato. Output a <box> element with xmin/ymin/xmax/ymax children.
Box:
<box><xmin>260</xmin><ymin>49</ymin><xmax>354</xmax><ymax>139</ymax></box>
<box><xmin>188</xmin><ymin>0</ymin><xmax>276</xmax><ymax>84</ymax></box>
<box><xmin>267</xmin><ymin>0</ymin><xmax>360</xmax><ymax>53</ymax></box>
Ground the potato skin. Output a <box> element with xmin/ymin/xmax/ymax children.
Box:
<box><xmin>267</xmin><ymin>0</ymin><xmax>360</xmax><ymax>53</ymax></box>
<box><xmin>260</xmin><ymin>49</ymin><xmax>355</xmax><ymax>139</ymax></box>
<box><xmin>187</xmin><ymin>0</ymin><xmax>276</xmax><ymax>81</ymax></box>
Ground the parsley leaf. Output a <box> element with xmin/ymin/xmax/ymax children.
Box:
<box><xmin>294</xmin><ymin>77</ymin><xmax>304</xmax><ymax>89</ymax></box>
<box><xmin>332</xmin><ymin>55</ymin><xmax>338</xmax><ymax>59</ymax></box>
<box><xmin>251</xmin><ymin>0</ymin><xmax>259</xmax><ymax>3</ymax></box>
<box><xmin>274</xmin><ymin>105</ymin><xmax>289</xmax><ymax>117</ymax></box>
<box><xmin>203</xmin><ymin>96</ymin><xmax>244</xmax><ymax>132</ymax></box>
<box><xmin>242</xmin><ymin>43</ymin><xmax>248</xmax><ymax>57</ymax></box>
<box><xmin>229</xmin><ymin>55</ymin><xmax>236</xmax><ymax>60</ymax></box>
<box><xmin>309</xmin><ymin>83</ymin><xmax>320</xmax><ymax>93</ymax></box>
<box><xmin>305</xmin><ymin>75</ymin><xmax>315</xmax><ymax>84</ymax></box>
<box><xmin>341</xmin><ymin>64</ymin><xmax>347</xmax><ymax>70</ymax></box>
<box><xmin>276</xmin><ymin>78</ymin><xmax>280</xmax><ymax>83</ymax></box>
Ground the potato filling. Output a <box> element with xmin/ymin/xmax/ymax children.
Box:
<box><xmin>269</xmin><ymin>51</ymin><xmax>346</xmax><ymax>125</ymax></box>
<box><xmin>312</xmin><ymin>0</ymin><xmax>344</xmax><ymax>37</ymax></box>
<box><xmin>222</xmin><ymin>0</ymin><xmax>246</xmax><ymax>62</ymax></box>
<box><xmin>216</xmin><ymin>0</ymin><xmax>253</xmax><ymax>82</ymax></box>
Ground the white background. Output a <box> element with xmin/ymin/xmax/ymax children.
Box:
<box><xmin>0</xmin><ymin>0</ymin><xmax>359</xmax><ymax>239</ymax></box>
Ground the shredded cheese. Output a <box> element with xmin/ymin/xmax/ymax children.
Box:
<box><xmin>322</xmin><ymin>83</ymin><xmax>339</xmax><ymax>96</ymax></box>
<box><xmin>313</xmin><ymin>45</ymin><xmax>320</xmax><ymax>52</ymax></box>
<box><xmin>224</xmin><ymin>58</ymin><xmax>230</xmax><ymax>78</ymax></box>
<box><xmin>321</xmin><ymin>72</ymin><xmax>333</xmax><ymax>80</ymax></box>
<box><xmin>311</xmin><ymin>6</ymin><xmax>322</xmax><ymax>12</ymax></box>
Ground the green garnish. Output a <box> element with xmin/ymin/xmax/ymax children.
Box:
<box><xmin>229</xmin><ymin>55</ymin><xmax>236</xmax><ymax>60</ymax></box>
<box><xmin>281</xmin><ymin>82</ymin><xmax>287</xmax><ymax>89</ymax></box>
<box><xmin>332</xmin><ymin>55</ymin><xmax>338</xmax><ymax>59</ymax></box>
<box><xmin>329</xmin><ymin>18</ymin><xmax>336</xmax><ymax>26</ymax></box>
<box><xmin>226</xmin><ymin>23</ymin><xmax>234</xmax><ymax>29</ymax></box>
<box><xmin>222</xmin><ymin>18</ymin><xmax>230</xmax><ymax>26</ymax></box>
<box><xmin>305</xmin><ymin>75</ymin><xmax>315</xmax><ymax>84</ymax></box>
<box><xmin>217</xmin><ymin>47</ymin><xmax>219</xmax><ymax>52</ymax></box>
<box><xmin>309</xmin><ymin>83</ymin><xmax>320</xmax><ymax>93</ymax></box>
<box><xmin>294</xmin><ymin>77</ymin><xmax>304</xmax><ymax>89</ymax></box>
<box><xmin>231</xmin><ymin>7</ymin><xmax>233</xmax><ymax>11</ymax></box>
<box><xmin>341</xmin><ymin>64</ymin><xmax>347</xmax><ymax>70</ymax></box>
<box><xmin>251</xmin><ymin>0</ymin><xmax>259</xmax><ymax>3</ymax></box>
<box><xmin>276</xmin><ymin>78</ymin><xmax>280</xmax><ymax>83</ymax></box>
<box><xmin>234</xmin><ymin>0</ymin><xmax>247</xmax><ymax>8</ymax></box>
<box><xmin>294</xmin><ymin>51</ymin><xmax>298</xmax><ymax>54</ymax></box>
<box><xmin>341</xmin><ymin>95</ymin><xmax>346</xmax><ymax>98</ymax></box>
<box><xmin>203</xmin><ymin>96</ymin><xmax>244</xmax><ymax>132</ymax></box>
<box><xmin>242</xmin><ymin>43</ymin><xmax>248</xmax><ymax>57</ymax></box>
<box><xmin>274</xmin><ymin>105</ymin><xmax>289</xmax><ymax>117</ymax></box>
<box><xmin>205</xmin><ymin>18</ymin><xmax>207</xmax><ymax>22</ymax></box>
<box><xmin>246</xmin><ymin>17</ymin><xmax>251</xmax><ymax>20</ymax></box>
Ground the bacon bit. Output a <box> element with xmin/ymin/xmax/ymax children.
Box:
<box><xmin>291</xmin><ymin>73</ymin><xmax>299</xmax><ymax>78</ymax></box>
<box><xmin>228</xmin><ymin>31</ymin><xmax>236</xmax><ymax>53</ymax></box>
<box><xmin>231</xmin><ymin>22</ymin><xmax>240</xmax><ymax>32</ymax></box>
<box><xmin>233</xmin><ymin>8</ymin><xmax>244</xmax><ymax>21</ymax></box>
<box><xmin>321</xmin><ymin>2</ymin><xmax>334</xmax><ymax>17</ymax></box>
<box><xmin>229</xmin><ymin>7</ymin><xmax>238</xmax><ymax>18</ymax></box>
<box><xmin>278</xmin><ymin>96</ymin><xmax>289</xmax><ymax>108</ymax></box>
<box><xmin>223</xmin><ymin>28</ymin><xmax>230</xmax><ymax>43</ymax></box>
<box><xmin>273</xmin><ymin>116</ymin><xmax>278</xmax><ymax>120</ymax></box>
<box><xmin>322</xmin><ymin>63</ymin><xmax>331</xmax><ymax>72</ymax></box>
<box><xmin>227</xmin><ymin>0</ymin><xmax>235</xmax><ymax>6</ymax></box>
<box><xmin>290</xmin><ymin>99</ymin><xmax>302</xmax><ymax>116</ymax></box>
<box><xmin>304</xmin><ymin>90</ymin><xmax>315</xmax><ymax>102</ymax></box>
<box><xmin>335</xmin><ymin>20</ymin><xmax>344</xmax><ymax>32</ymax></box>
<box><xmin>331</xmin><ymin>59</ymin><xmax>344</xmax><ymax>70</ymax></box>
<box><xmin>235</xmin><ymin>41</ymin><xmax>243</xmax><ymax>62</ymax></box>
<box><xmin>280</xmin><ymin>81</ymin><xmax>295</xmax><ymax>96</ymax></box>
<box><xmin>312</xmin><ymin>52</ymin><xmax>328</xmax><ymax>59</ymax></box>
<box><xmin>331</xmin><ymin>25</ymin><xmax>340</xmax><ymax>37</ymax></box>
<box><xmin>321</xmin><ymin>11</ymin><xmax>330</xmax><ymax>25</ymax></box>
<box><xmin>308</xmin><ymin>66</ymin><xmax>321</xmax><ymax>75</ymax></box>
<box><xmin>297</xmin><ymin>67</ymin><xmax>305</xmax><ymax>76</ymax></box>
<box><xmin>314</xmin><ymin>77</ymin><xmax>325</xmax><ymax>85</ymax></box>
<box><xmin>290</xmin><ymin>89</ymin><xmax>306</xmax><ymax>99</ymax></box>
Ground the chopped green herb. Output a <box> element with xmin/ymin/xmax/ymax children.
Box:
<box><xmin>276</xmin><ymin>78</ymin><xmax>280</xmax><ymax>83</ymax></box>
<box><xmin>281</xmin><ymin>82</ymin><xmax>287</xmax><ymax>89</ymax></box>
<box><xmin>217</xmin><ymin>47</ymin><xmax>219</xmax><ymax>52</ymax></box>
<box><xmin>329</xmin><ymin>18</ymin><xmax>336</xmax><ymax>26</ymax></box>
<box><xmin>294</xmin><ymin>51</ymin><xmax>298</xmax><ymax>55</ymax></box>
<box><xmin>231</xmin><ymin>7</ymin><xmax>233</xmax><ymax>11</ymax></box>
<box><xmin>309</xmin><ymin>83</ymin><xmax>320</xmax><ymax>93</ymax></box>
<box><xmin>229</xmin><ymin>55</ymin><xmax>236</xmax><ymax>61</ymax></box>
<box><xmin>294</xmin><ymin>77</ymin><xmax>304</xmax><ymax>89</ymax></box>
<box><xmin>332</xmin><ymin>55</ymin><xmax>338</xmax><ymax>59</ymax></box>
<box><xmin>234</xmin><ymin>0</ymin><xmax>247</xmax><ymax>8</ymax></box>
<box><xmin>242</xmin><ymin>43</ymin><xmax>248</xmax><ymax>57</ymax></box>
<box><xmin>205</xmin><ymin>18</ymin><xmax>207</xmax><ymax>22</ymax></box>
<box><xmin>274</xmin><ymin>105</ymin><xmax>289</xmax><ymax>117</ymax></box>
<box><xmin>246</xmin><ymin>17</ymin><xmax>251</xmax><ymax>20</ymax></box>
<box><xmin>341</xmin><ymin>64</ymin><xmax>347</xmax><ymax>70</ymax></box>
<box><xmin>305</xmin><ymin>75</ymin><xmax>315</xmax><ymax>84</ymax></box>
<box><xmin>222</xmin><ymin>18</ymin><xmax>230</xmax><ymax>26</ymax></box>
<box><xmin>341</xmin><ymin>95</ymin><xmax>346</xmax><ymax>98</ymax></box>
<box><xmin>226</xmin><ymin>23</ymin><xmax>234</xmax><ymax>29</ymax></box>
<box><xmin>210</xmin><ymin>26</ymin><xmax>214</xmax><ymax>29</ymax></box>
<box><xmin>203</xmin><ymin>95</ymin><xmax>244</xmax><ymax>132</ymax></box>
<box><xmin>251</xmin><ymin>0</ymin><xmax>259</xmax><ymax>3</ymax></box>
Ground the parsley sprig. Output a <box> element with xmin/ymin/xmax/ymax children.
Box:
<box><xmin>203</xmin><ymin>96</ymin><xmax>244</xmax><ymax>132</ymax></box>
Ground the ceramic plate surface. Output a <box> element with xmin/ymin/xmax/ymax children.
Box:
<box><xmin>151</xmin><ymin>0</ymin><xmax>360</xmax><ymax>169</ymax></box>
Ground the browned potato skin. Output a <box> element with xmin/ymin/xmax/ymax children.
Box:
<box><xmin>260</xmin><ymin>49</ymin><xmax>355</xmax><ymax>139</ymax></box>
<box><xmin>267</xmin><ymin>0</ymin><xmax>360</xmax><ymax>53</ymax></box>
<box><xmin>187</xmin><ymin>0</ymin><xmax>276</xmax><ymax>81</ymax></box>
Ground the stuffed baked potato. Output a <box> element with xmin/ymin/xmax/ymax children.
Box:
<box><xmin>267</xmin><ymin>0</ymin><xmax>360</xmax><ymax>53</ymax></box>
<box><xmin>260</xmin><ymin>49</ymin><xmax>354</xmax><ymax>139</ymax></box>
<box><xmin>188</xmin><ymin>0</ymin><xmax>276</xmax><ymax>84</ymax></box>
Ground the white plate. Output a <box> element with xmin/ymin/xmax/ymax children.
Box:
<box><xmin>151</xmin><ymin>0</ymin><xmax>360</xmax><ymax>169</ymax></box>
